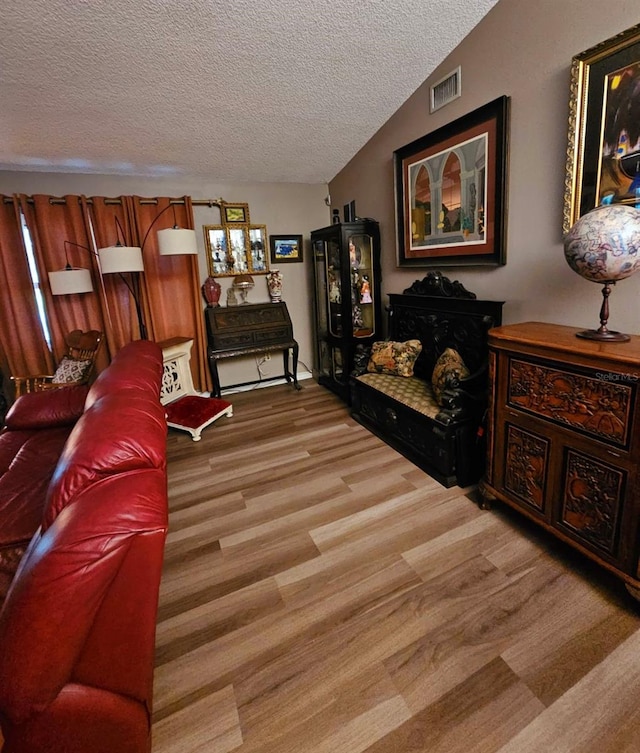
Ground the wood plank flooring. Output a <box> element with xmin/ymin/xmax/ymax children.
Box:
<box><xmin>152</xmin><ymin>381</ymin><xmax>640</xmax><ymax>753</ymax></box>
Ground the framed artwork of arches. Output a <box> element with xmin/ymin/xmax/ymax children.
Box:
<box><xmin>394</xmin><ymin>95</ymin><xmax>510</xmax><ymax>267</ymax></box>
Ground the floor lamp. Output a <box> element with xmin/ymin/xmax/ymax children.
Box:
<box><xmin>49</xmin><ymin>203</ymin><xmax>198</xmax><ymax>340</ymax></box>
<box><xmin>98</xmin><ymin>208</ymin><xmax>198</xmax><ymax>339</ymax></box>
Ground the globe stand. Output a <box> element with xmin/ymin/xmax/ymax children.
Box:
<box><xmin>576</xmin><ymin>281</ymin><xmax>630</xmax><ymax>342</ymax></box>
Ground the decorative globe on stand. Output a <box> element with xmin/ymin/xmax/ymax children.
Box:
<box><xmin>563</xmin><ymin>204</ymin><xmax>640</xmax><ymax>342</ymax></box>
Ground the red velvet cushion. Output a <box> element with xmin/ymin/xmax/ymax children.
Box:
<box><xmin>165</xmin><ymin>396</ymin><xmax>231</xmax><ymax>429</ymax></box>
<box><xmin>42</xmin><ymin>391</ymin><xmax>167</xmax><ymax>531</ymax></box>
<box><xmin>4</xmin><ymin>385</ymin><xmax>88</xmax><ymax>430</ymax></box>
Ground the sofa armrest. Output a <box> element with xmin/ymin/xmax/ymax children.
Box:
<box><xmin>0</xmin><ymin>683</ymin><xmax>150</xmax><ymax>753</ymax></box>
<box><xmin>0</xmin><ymin>471</ymin><xmax>167</xmax><ymax>726</ymax></box>
<box><xmin>4</xmin><ymin>385</ymin><xmax>88</xmax><ymax>430</ymax></box>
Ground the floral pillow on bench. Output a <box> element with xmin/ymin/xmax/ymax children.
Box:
<box><xmin>366</xmin><ymin>339</ymin><xmax>422</xmax><ymax>378</ymax></box>
<box><xmin>431</xmin><ymin>347</ymin><xmax>470</xmax><ymax>405</ymax></box>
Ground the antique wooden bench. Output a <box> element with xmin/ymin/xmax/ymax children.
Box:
<box><xmin>350</xmin><ymin>272</ymin><xmax>503</xmax><ymax>487</ymax></box>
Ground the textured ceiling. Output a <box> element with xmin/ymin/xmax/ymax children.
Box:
<box><xmin>0</xmin><ymin>0</ymin><xmax>498</xmax><ymax>184</ymax></box>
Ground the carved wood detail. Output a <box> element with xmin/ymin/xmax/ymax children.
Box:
<box><xmin>402</xmin><ymin>271</ymin><xmax>477</xmax><ymax>298</ymax></box>
<box><xmin>504</xmin><ymin>424</ymin><xmax>548</xmax><ymax>511</ymax></box>
<box><xmin>561</xmin><ymin>450</ymin><xmax>624</xmax><ymax>555</ymax></box>
<box><xmin>508</xmin><ymin>359</ymin><xmax>633</xmax><ymax>446</ymax></box>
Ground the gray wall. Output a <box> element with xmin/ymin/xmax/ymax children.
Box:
<box><xmin>0</xmin><ymin>171</ymin><xmax>330</xmax><ymax>389</ymax></box>
<box><xmin>328</xmin><ymin>0</ymin><xmax>640</xmax><ymax>335</ymax></box>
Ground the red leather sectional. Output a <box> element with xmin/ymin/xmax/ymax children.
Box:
<box><xmin>0</xmin><ymin>340</ymin><xmax>168</xmax><ymax>753</ymax></box>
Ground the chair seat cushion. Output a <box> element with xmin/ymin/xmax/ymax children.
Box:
<box><xmin>354</xmin><ymin>373</ymin><xmax>440</xmax><ymax>418</ymax></box>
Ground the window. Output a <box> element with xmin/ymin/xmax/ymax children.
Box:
<box><xmin>20</xmin><ymin>211</ymin><xmax>52</xmax><ymax>351</ymax></box>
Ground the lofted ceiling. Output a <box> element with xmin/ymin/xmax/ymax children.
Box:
<box><xmin>0</xmin><ymin>0</ymin><xmax>499</xmax><ymax>184</ymax></box>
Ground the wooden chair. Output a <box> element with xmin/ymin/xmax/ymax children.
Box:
<box><xmin>11</xmin><ymin>329</ymin><xmax>103</xmax><ymax>397</ymax></box>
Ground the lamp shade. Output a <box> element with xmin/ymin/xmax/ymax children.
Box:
<box><xmin>49</xmin><ymin>267</ymin><xmax>94</xmax><ymax>295</ymax></box>
<box><xmin>233</xmin><ymin>274</ymin><xmax>254</xmax><ymax>287</ymax></box>
<box><xmin>157</xmin><ymin>227</ymin><xmax>198</xmax><ymax>255</ymax></box>
<box><xmin>98</xmin><ymin>245</ymin><xmax>144</xmax><ymax>273</ymax></box>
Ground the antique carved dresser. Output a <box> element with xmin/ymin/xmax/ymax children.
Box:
<box><xmin>480</xmin><ymin>321</ymin><xmax>640</xmax><ymax>597</ymax></box>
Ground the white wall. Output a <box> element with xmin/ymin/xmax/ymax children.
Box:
<box><xmin>328</xmin><ymin>0</ymin><xmax>640</xmax><ymax>336</ymax></box>
<box><xmin>0</xmin><ymin>171</ymin><xmax>330</xmax><ymax>389</ymax></box>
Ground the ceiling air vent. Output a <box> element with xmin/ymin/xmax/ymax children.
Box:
<box><xmin>430</xmin><ymin>66</ymin><xmax>461</xmax><ymax>113</ymax></box>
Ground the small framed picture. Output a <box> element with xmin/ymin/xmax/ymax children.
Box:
<box><xmin>222</xmin><ymin>203</ymin><xmax>250</xmax><ymax>224</ymax></box>
<box><xmin>270</xmin><ymin>235</ymin><xmax>304</xmax><ymax>263</ymax></box>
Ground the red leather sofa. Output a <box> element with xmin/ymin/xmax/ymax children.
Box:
<box><xmin>0</xmin><ymin>340</ymin><xmax>168</xmax><ymax>753</ymax></box>
<box><xmin>0</xmin><ymin>383</ymin><xmax>88</xmax><ymax>601</ymax></box>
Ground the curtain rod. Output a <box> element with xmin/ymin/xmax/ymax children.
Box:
<box><xmin>2</xmin><ymin>196</ymin><xmax>224</xmax><ymax>206</ymax></box>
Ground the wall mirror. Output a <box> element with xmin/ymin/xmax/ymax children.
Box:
<box><xmin>204</xmin><ymin>224</ymin><xmax>270</xmax><ymax>277</ymax></box>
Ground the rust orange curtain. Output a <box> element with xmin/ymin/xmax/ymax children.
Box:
<box><xmin>25</xmin><ymin>195</ymin><xmax>111</xmax><ymax>371</ymax></box>
<box><xmin>0</xmin><ymin>195</ymin><xmax>54</xmax><ymax>379</ymax></box>
<box><xmin>126</xmin><ymin>196</ymin><xmax>210</xmax><ymax>392</ymax></box>
<box><xmin>1</xmin><ymin>193</ymin><xmax>209</xmax><ymax>393</ymax></box>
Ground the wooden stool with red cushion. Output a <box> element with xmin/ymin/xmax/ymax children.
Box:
<box><xmin>158</xmin><ymin>337</ymin><xmax>232</xmax><ymax>441</ymax></box>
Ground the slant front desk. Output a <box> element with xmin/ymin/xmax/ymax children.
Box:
<box><xmin>205</xmin><ymin>301</ymin><xmax>300</xmax><ymax>397</ymax></box>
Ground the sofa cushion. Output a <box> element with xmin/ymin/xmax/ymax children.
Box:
<box><xmin>43</xmin><ymin>391</ymin><xmax>167</xmax><ymax>531</ymax></box>
<box><xmin>0</xmin><ymin>426</ymin><xmax>75</xmax><ymax>545</ymax></box>
<box><xmin>4</xmin><ymin>385</ymin><xmax>88</xmax><ymax>431</ymax></box>
<box><xmin>431</xmin><ymin>348</ymin><xmax>470</xmax><ymax>405</ymax></box>
<box><xmin>0</xmin><ymin>423</ymin><xmax>75</xmax><ymax>603</ymax></box>
<box><xmin>366</xmin><ymin>339</ymin><xmax>423</xmax><ymax>377</ymax></box>
<box><xmin>355</xmin><ymin>373</ymin><xmax>440</xmax><ymax>418</ymax></box>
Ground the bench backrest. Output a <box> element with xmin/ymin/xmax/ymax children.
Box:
<box><xmin>388</xmin><ymin>274</ymin><xmax>504</xmax><ymax>381</ymax></box>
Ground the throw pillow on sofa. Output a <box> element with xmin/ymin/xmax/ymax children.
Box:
<box><xmin>52</xmin><ymin>355</ymin><xmax>92</xmax><ymax>384</ymax></box>
<box><xmin>431</xmin><ymin>347</ymin><xmax>470</xmax><ymax>405</ymax></box>
<box><xmin>366</xmin><ymin>339</ymin><xmax>422</xmax><ymax>377</ymax></box>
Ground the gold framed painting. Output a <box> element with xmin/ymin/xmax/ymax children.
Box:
<box><xmin>222</xmin><ymin>203</ymin><xmax>250</xmax><ymax>225</ymax></box>
<box><xmin>563</xmin><ymin>23</ymin><xmax>640</xmax><ymax>234</ymax></box>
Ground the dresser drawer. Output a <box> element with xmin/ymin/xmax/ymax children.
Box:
<box><xmin>214</xmin><ymin>332</ymin><xmax>254</xmax><ymax>349</ymax></box>
<box><xmin>506</xmin><ymin>356</ymin><xmax>635</xmax><ymax>451</ymax></box>
<box><xmin>255</xmin><ymin>327</ymin><xmax>291</xmax><ymax>344</ymax></box>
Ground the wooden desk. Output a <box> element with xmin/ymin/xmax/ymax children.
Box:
<box><xmin>204</xmin><ymin>302</ymin><xmax>300</xmax><ymax>397</ymax></box>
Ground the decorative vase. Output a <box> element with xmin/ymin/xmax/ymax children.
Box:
<box><xmin>201</xmin><ymin>276</ymin><xmax>222</xmax><ymax>307</ymax></box>
<box><xmin>563</xmin><ymin>203</ymin><xmax>640</xmax><ymax>341</ymax></box>
<box><xmin>266</xmin><ymin>269</ymin><xmax>283</xmax><ymax>303</ymax></box>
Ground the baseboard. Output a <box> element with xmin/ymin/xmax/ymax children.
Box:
<box><xmin>206</xmin><ymin>371</ymin><xmax>314</xmax><ymax>397</ymax></box>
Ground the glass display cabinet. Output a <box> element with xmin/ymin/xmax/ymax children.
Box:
<box><xmin>311</xmin><ymin>219</ymin><xmax>381</xmax><ymax>400</ymax></box>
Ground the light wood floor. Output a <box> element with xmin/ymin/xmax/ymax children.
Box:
<box><xmin>152</xmin><ymin>380</ymin><xmax>640</xmax><ymax>753</ymax></box>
